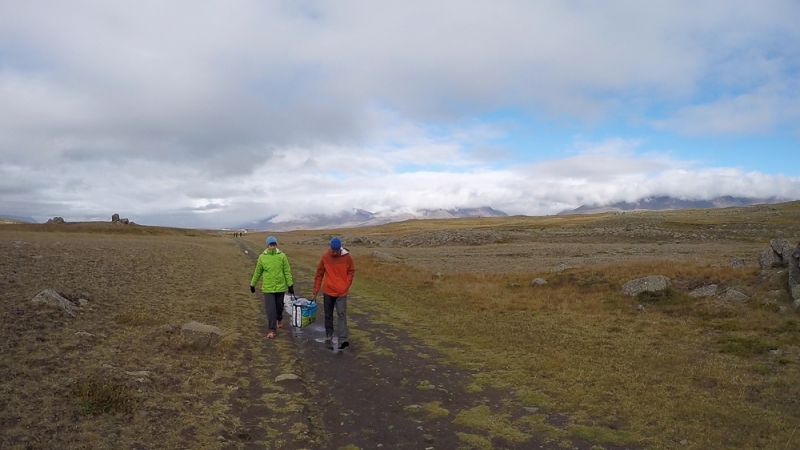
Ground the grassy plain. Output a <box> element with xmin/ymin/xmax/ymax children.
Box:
<box><xmin>0</xmin><ymin>224</ymin><xmax>316</xmax><ymax>449</ymax></box>
<box><xmin>255</xmin><ymin>201</ymin><xmax>800</xmax><ymax>449</ymax></box>
<box><xmin>2</xmin><ymin>201</ymin><xmax>799</xmax><ymax>449</ymax></box>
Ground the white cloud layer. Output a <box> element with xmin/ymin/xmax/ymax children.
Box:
<box><xmin>1</xmin><ymin>1</ymin><xmax>799</xmax><ymax>226</ymax></box>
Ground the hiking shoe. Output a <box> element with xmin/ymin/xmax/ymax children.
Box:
<box><xmin>267</xmin><ymin>331</ymin><xmax>275</xmax><ymax>339</ymax></box>
<box><xmin>325</xmin><ymin>335</ymin><xmax>333</xmax><ymax>349</ymax></box>
<box><xmin>338</xmin><ymin>340</ymin><xmax>349</xmax><ymax>350</ymax></box>
<box><xmin>277</xmin><ymin>320</ymin><xmax>283</xmax><ymax>329</ymax></box>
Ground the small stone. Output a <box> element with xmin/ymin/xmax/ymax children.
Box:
<box><xmin>275</xmin><ymin>373</ymin><xmax>300</xmax><ymax>382</ymax></box>
<box><xmin>530</xmin><ymin>278</ymin><xmax>548</xmax><ymax>286</ymax></box>
<box><xmin>74</xmin><ymin>331</ymin><xmax>95</xmax><ymax>338</ymax></box>
<box><xmin>680</xmin><ymin>439</ymin><xmax>688</xmax><ymax>446</ymax></box>
<box><xmin>217</xmin><ymin>436</ymin><xmax>226</xmax><ymax>442</ymax></box>
<box><xmin>636</xmin><ymin>304</ymin><xmax>645</xmax><ymax>311</ymax></box>
<box><xmin>523</xmin><ymin>407</ymin><xmax>539</xmax><ymax>413</ymax></box>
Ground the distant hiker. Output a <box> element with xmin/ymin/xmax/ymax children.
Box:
<box><xmin>250</xmin><ymin>236</ymin><xmax>294</xmax><ymax>339</ymax></box>
<box><xmin>313</xmin><ymin>237</ymin><xmax>355</xmax><ymax>350</ymax></box>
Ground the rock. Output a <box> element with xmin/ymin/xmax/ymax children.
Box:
<box><xmin>112</xmin><ymin>213</ymin><xmax>120</xmax><ymax>222</ymax></box>
<box><xmin>120</xmin><ymin>218</ymin><xmax>129</xmax><ymax>225</ymax></box>
<box><xmin>45</xmin><ymin>217</ymin><xmax>65</xmax><ymax>224</ymax></box>
<box><xmin>688</xmin><ymin>285</ymin><xmax>717</xmax><ymax>298</ymax></box>
<box><xmin>74</xmin><ymin>331</ymin><xmax>95</xmax><ymax>338</ymax></box>
<box><xmin>728</xmin><ymin>257</ymin><xmax>748</xmax><ymax>269</ymax></box>
<box><xmin>530</xmin><ymin>278</ymin><xmax>548</xmax><ymax>286</ymax></box>
<box><xmin>78</xmin><ymin>298</ymin><xmax>89</xmax><ymax>307</ymax></box>
<box><xmin>758</xmin><ymin>249</ymin><xmax>782</xmax><ymax>270</ymax></box>
<box><xmin>275</xmin><ymin>373</ymin><xmax>300</xmax><ymax>382</ymax></box>
<box><xmin>523</xmin><ymin>406</ymin><xmax>540</xmax><ymax>413</ymax></box>
<box><xmin>793</xmin><ymin>299</ymin><xmax>800</xmax><ymax>310</ymax></box>
<box><xmin>549</xmin><ymin>263</ymin><xmax>571</xmax><ymax>273</ymax></box>
<box><xmin>788</xmin><ymin>241</ymin><xmax>800</xmax><ymax>301</ymax></box>
<box><xmin>125</xmin><ymin>371</ymin><xmax>151</xmax><ymax>378</ymax></box>
<box><xmin>722</xmin><ymin>289</ymin><xmax>750</xmax><ymax>302</ymax></box>
<box><xmin>508</xmin><ymin>283</ymin><xmax>521</xmax><ymax>288</ymax></box>
<box><xmin>180</xmin><ymin>321</ymin><xmax>223</xmax><ymax>345</ymax></box>
<box><xmin>770</xmin><ymin>238</ymin><xmax>793</xmax><ymax>257</ymax></box>
<box><xmin>372</xmin><ymin>251</ymin><xmax>397</xmax><ymax>261</ymax></box>
<box><xmin>636</xmin><ymin>304</ymin><xmax>645</xmax><ymax>311</ymax></box>
<box><xmin>621</xmin><ymin>275</ymin><xmax>670</xmax><ymax>296</ymax></box>
<box><xmin>31</xmin><ymin>289</ymin><xmax>78</xmax><ymax>316</ymax></box>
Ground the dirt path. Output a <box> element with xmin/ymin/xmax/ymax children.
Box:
<box><xmin>236</xmin><ymin>239</ymin><xmax>636</xmax><ymax>450</ymax></box>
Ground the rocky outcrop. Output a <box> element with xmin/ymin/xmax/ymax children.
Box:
<box><xmin>111</xmin><ymin>213</ymin><xmax>132</xmax><ymax>225</ymax></box>
<box><xmin>31</xmin><ymin>289</ymin><xmax>81</xmax><ymax>316</ymax></box>
<box><xmin>762</xmin><ymin>238</ymin><xmax>800</xmax><ymax>305</ymax></box>
<box><xmin>45</xmin><ymin>217</ymin><xmax>65</xmax><ymax>224</ymax></box>
<box><xmin>622</xmin><ymin>275</ymin><xmax>670</xmax><ymax>296</ymax></box>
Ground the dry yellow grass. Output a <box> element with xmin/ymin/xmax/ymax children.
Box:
<box><xmin>253</xmin><ymin>201</ymin><xmax>800</xmax><ymax>449</ymax></box>
<box><xmin>0</xmin><ymin>228</ymin><xmax>315</xmax><ymax>449</ymax></box>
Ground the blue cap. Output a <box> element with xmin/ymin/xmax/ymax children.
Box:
<box><xmin>266</xmin><ymin>236</ymin><xmax>277</xmax><ymax>246</ymax></box>
<box><xmin>330</xmin><ymin>237</ymin><xmax>341</xmax><ymax>251</ymax></box>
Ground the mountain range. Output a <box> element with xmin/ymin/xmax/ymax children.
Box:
<box><xmin>557</xmin><ymin>196</ymin><xmax>782</xmax><ymax>215</ymax></box>
<box><xmin>238</xmin><ymin>207</ymin><xmax>507</xmax><ymax>231</ymax></box>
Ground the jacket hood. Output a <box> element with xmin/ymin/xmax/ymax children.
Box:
<box><xmin>262</xmin><ymin>248</ymin><xmax>282</xmax><ymax>255</ymax></box>
<box><xmin>329</xmin><ymin>248</ymin><xmax>349</xmax><ymax>256</ymax></box>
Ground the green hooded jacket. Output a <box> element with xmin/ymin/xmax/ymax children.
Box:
<box><xmin>250</xmin><ymin>248</ymin><xmax>293</xmax><ymax>293</ymax></box>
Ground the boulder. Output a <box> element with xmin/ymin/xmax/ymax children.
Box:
<box><xmin>549</xmin><ymin>263</ymin><xmax>571</xmax><ymax>273</ymax></box>
<box><xmin>771</xmin><ymin>238</ymin><xmax>794</xmax><ymax>258</ymax></box>
<box><xmin>180</xmin><ymin>321</ymin><xmax>223</xmax><ymax>346</ymax></box>
<box><xmin>31</xmin><ymin>289</ymin><xmax>78</xmax><ymax>316</ymax></box>
<box><xmin>372</xmin><ymin>251</ymin><xmax>397</xmax><ymax>261</ymax></box>
<box><xmin>530</xmin><ymin>278</ymin><xmax>548</xmax><ymax>286</ymax></box>
<box><xmin>688</xmin><ymin>284</ymin><xmax>717</xmax><ymax>298</ymax></box>
<box><xmin>789</xmin><ymin>241</ymin><xmax>800</xmax><ymax>301</ymax></box>
<box><xmin>622</xmin><ymin>275</ymin><xmax>670</xmax><ymax>297</ymax></box>
<box><xmin>112</xmin><ymin>213</ymin><xmax>120</xmax><ymax>222</ymax></box>
<box><xmin>722</xmin><ymin>289</ymin><xmax>750</xmax><ymax>302</ymax></box>
<box><xmin>45</xmin><ymin>217</ymin><xmax>65</xmax><ymax>224</ymax></box>
<box><xmin>758</xmin><ymin>249</ymin><xmax>782</xmax><ymax>270</ymax></box>
<box><xmin>120</xmin><ymin>218</ymin><xmax>129</xmax><ymax>225</ymax></box>
<box><xmin>275</xmin><ymin>373</ymin><xmax>300</xmax><ymax>382</ymax></box>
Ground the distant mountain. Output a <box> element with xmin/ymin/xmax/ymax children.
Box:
<box><xmin>0</xmin><ymin>214</ymin><xmax>37</xmax><ymax>223</ymax></box>
<box><xmin>239</xmin><ymin>206</ymin><xmax>507</xmax><ymax>231</ymax></box>
<box><xmin>558</xmin><ymin>196</ymin><xmax>782</xmax><ymax>215</ymax></box>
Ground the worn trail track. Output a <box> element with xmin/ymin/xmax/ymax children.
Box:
<box><xmin>236</xmin><ymin>239</ymin><xmax>635</xmax><ymax>450</ymax></box>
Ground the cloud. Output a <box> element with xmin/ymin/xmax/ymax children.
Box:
<box><xmin>1</xmin><ymin>1</ymin><xmax>799</xmax><ymax>225</ymax></box>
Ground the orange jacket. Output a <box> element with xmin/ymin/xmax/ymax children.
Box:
<box><xmin>313</xmin><ymin>248</ymin><xmax>355</xmax><ymax>297</ymax></box>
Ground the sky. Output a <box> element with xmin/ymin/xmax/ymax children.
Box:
<box><xmin>1</xmin><ymin>0</ymin><xmax>799</xmax><ymax>228</ymax></box>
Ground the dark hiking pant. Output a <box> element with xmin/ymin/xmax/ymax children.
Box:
<box><xmin>323</xmin><ymin>294</ymin><xmax>348</xmax><ymax>340</ymax></box>
<box><xmin>263</xmin><ymin>292</ymin><xmax>285</xmax><ymax>332</ymax></box>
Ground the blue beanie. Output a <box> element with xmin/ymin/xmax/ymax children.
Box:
<box><xmin>266</xmin><ymin>236</ymin><xmax>277</xmax><ymax>246</ymax></box>
<box><xmin>330</xmin><ymin>237</ymin><xmax>341</xmax><ymax>251</ymax></box>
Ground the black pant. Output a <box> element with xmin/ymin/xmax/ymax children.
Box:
<box><xmin>263</xmin><ymin>292</ymin><xmax>285</xmax><ymax>332</ymax></box>
<box><xmin>323</xmin><ymin>294</ymin><xmax>348</xmax><ymax>340</ymax></box>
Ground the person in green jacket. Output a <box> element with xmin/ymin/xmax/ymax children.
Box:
<box><xmin>250</xmin><ymin>236</ymin><xmax>294</xmax><ymax>339</ymax></box>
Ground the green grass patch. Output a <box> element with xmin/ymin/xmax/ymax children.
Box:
<box><xmin>71</xmin><ymin>376</ymin><xmax>136</xmax><ymax>415</ymax></box>
<box><xmin>453</xmin><ymin>405</ymin><xmax>530</xmax><ymax>443</ymax></box>
<box><xmin>717</xmin><ymin>336</ymin><xmax>778</xmax><ymax>357</ymax></box>
<box><xmin>567</xmin><ymin>424</ymin><xmax>639</xmax><ymax>445</ymax></box>
<box><xmin>456</xmin><ymin>432</ymin><xmax>493</xmax><ymax>450</ymax></box>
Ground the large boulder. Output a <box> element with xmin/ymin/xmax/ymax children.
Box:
<box><xmin>789</xmin><ymin>241</ymin><xmax>800</xmax><ymax>302</ymax></box>
<box><xmin>111</xmin><ymin>213</ymin><xmax>120</xmax><ymax>222</ymax></box>
<box><xmin>771</xmin><ymin>238</ymin><xmax>795</xmax><ymax>259</ymax></box>
<box><xmin>758</xmin><ymin>249</ymin><xmax>782</xmax><ymax>270</ymax></box>
<box><xmin>622</xmin><ymin>275</ymin><xmax>670</xmax><ymax>297</ymax></box>
<box><xmin>31</xmin><ymin>289</ymin><xmax>79</xmax><ymax>316</ymax></box>
<box><xmin>45</xmin><ymin>217</ymin><xmax>65</xmax><ymax>224</ymax></box>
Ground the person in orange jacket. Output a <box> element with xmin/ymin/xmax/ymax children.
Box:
<box><xmin>313</xmin><ymin>237</ymin><xmax>355</xmax><ymax>349</ymax></box>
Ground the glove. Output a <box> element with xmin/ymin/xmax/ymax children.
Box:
<box><xmin>250</xmin><ymin>285</ymin><xmax>255</xmax><ymax>294</ymax></box>
<box><xmin>287</xmin><ymin>285</ymin><xmax>294</xmax><ymax>295</ymax></box>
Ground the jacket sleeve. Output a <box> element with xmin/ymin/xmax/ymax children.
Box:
<box><xmin>250</xmin><ymin>258</ymin><xmax>263</xmax><ymax>287</ymax></box>
<box><xmin>283</xmin><ymin>254</ymin><xmax>293</xmax><ymax>287</ymax></box>
<box><xmin>346</xmin><ymin>255</ymin><xmax>355</xmax><ymax>288</ymax></box>
<box><xmin>313</xmin><ymin>256</ymin><xmax>325</xmax><ymax>294</ymax></box>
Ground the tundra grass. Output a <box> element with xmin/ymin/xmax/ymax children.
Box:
<box><xmin>0</xmin><ymin>230</ymin><xmax>314</xmax><ymax>449</ymax></box>
<box><xmin>270</xmin><ymin>215</ymin><xmax>800</xmax><ymax>449</ymax></box>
